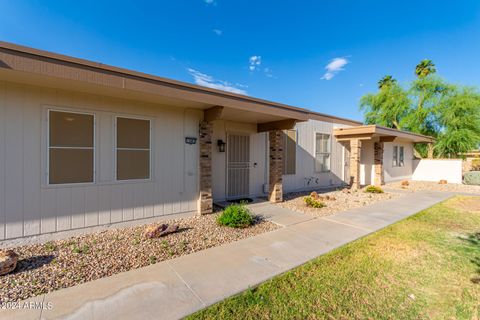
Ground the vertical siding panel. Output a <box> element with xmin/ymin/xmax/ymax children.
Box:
<box><xmin>133</xmin><ymin>183</ymin><xmax>144</xmax><ymax>220</ymax></box>
<box><xmin>85</xmin><ymin>186</ymin><xmax>99</xmax><ymax>227</ymax></box>
<box><xmin>5</xmin><ymin>83</ymin><xmax>24</xmax><ymax>238</ymax></box>
<box><xmin>23</xmin><ymin>87</ymin><xmax>41</xmax><ymax>236</ymax></box>
<box><xmin>143</xmin><ymin>183</ymin><xmax>154</xmax><ymax>218</ymax></box>
<box><xmin>71</xmin><ymin>187</ymin><xmax>86</xmax><ymax>229</ymax></box>
<box><xmin>184</xmin><ymin>111</ymin><xmax>199</xmax><ymax>212</ymax></box>
<box><xmin>154</xmin><ymin>115</ymin><xmax>165</xmax><ymax>216</ymax></box>
<box><xmin>98</xmin><ymin>185</ymin><xmax>111</xmax><ymax>225</ymax></box>
<box><xmin>173</xmin><ymin>111</ymin><xmax>183</xmax><ymax>213</ymax></box>
<box><xmin>56</xmin><ymin>188</ymin><xmax>72</xmax><ymax>231</ymax></box>
<box><xmin>162</xmin><ymin>113</ymin><xmax>173</xmax><ymax>215</ymax></box>
<box><xmin>0</xmin><ymin>82</ymin><xmax>5</xmax><ymax>240</ymax></box>
<box><xmin>110</xmin><ymin>185</ymin><xmax>123</xmax><ymax>223</ymax></box>
<box><xmin>122</xmin><ymin>184</ymin><xmax>134</xmax><ymax>221</ymax></box>
<box><xmin>41</xmin><ymin>189</ymin><xmax>57</xmax><ymax>233</ymax></box>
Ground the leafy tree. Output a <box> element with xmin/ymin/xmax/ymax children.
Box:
<box><xmin>360</xmin><ymin>76</ymin><xmax>410</xmax><ymax>130</ymax></box>
<box><xmin>377</xmin><ymin>75</ymin><xmax>396</xmax><ymax>89</ymax></box>
<box><xmin>435</xmin><ymin>87</ymin><xmax>480</xmax><ymax>157</ymax></box>
<box><xmin>415</xmin><ymin>59</ymin><xmax>436</xmax><ymax>78</ymax></box>
<box><xmin>359</xmin><ymin>60</ymin><xmax>480</xmax><ymax>158</ymax></box>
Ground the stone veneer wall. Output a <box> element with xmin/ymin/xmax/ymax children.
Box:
<box><xmin>268</xmin><ymin>130</ymin><xmax>284</xmax><ymax>202</ymax></box>
<box><xmin>350</xmin><ymin>139</ymin><xmax>361</xmax><ymax>189</ymax></box>
<box><xmin>199</xmin><ymin>121</ymin><xmax>213</xmax><ymax>214</ymax></box>
<box><xmin>373</xmin><ymin>141</ymin><xmax>384</xmax><ymax>186</ymax></box>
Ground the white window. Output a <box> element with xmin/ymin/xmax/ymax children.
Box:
<box><xmin>115</xmin><ymin>117</ymin><xmax>151</xmax><ymax>181</ymax></box>
<box><xmin>48</xmin><ymin>110</ymin><xmax>95</xmax><ymax>185</ymax></box>
<box><xmin>393</xmin><ymin>145</ymin><xmax>405</xmax><ymax>167</ymax></box>
<box><xmin>393</xmin><ymin>146</ymin><xmax>398</xmax><ymax>167</ymax></box>
<box><xmin>399</xmin><ymin>146</ymin><xmax>405</xmax><ymax>167</ymax></box>
<box><xmin>315</xmin><ymin>133</ymin><xmax>331</xmax><ymax>172</ymax></box>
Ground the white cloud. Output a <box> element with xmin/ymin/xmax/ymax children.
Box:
<box><xmin>249</xmin><ymin>55</ymin><xmax>262</xmax><ymax>71</ymax></box>
<box><xmin>321</xmin><ymin>57</ymin><xmax>349</xmax><ymax>80</ymax></box>
<box><xmin>212</xmin><ymin>29</ymin><xmax>222</xmax><ymax>36</ymax></box>
<box><xmin>187</xmin><ymin>68</ymin><xmax>247</xmax><ymax>95</ymax></box>
<box><xmin>264</xmin><ymin>67</ymin><xmax>274</xmax><ymax>78</ymax></box>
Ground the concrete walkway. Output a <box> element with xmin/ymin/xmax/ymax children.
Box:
<box><xmin>1</xmin><ymin>191</ymin><xmax>455</xmax><ymax>320</ymax></box>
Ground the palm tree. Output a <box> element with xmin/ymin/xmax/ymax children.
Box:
<box><xmin>415</xmin><ymin>60</ymin><xmax>436</xmax><ymax>78</ymax></box>
<box><xmin>377</xmin><ymin>75</ymin><xmax>397</xmax><ymax>89</ymax></box>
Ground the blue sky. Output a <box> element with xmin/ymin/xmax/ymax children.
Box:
<box><xmin>2</xmin><ymin>1</ymin><xmax>480</xmax><ymax>121</ymax></box>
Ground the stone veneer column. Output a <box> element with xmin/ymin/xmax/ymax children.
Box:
<box><xmin>268</xmin><ymin>130</ymin><xmax>284</xmax><ymax>202</ymax></box>
<box><xmin>198</xmin><ymin>121</ymin><xmax>213</xmax><ymax>215</ymax></box>
<box><xmin>350</xmin><ymin>139</ymin><xmax>362</xmax><ymax>190</ymax></box>
<box><xmin>373</xmin><ymin>141</ymin><xmax>384</xmax><ymax>186</ymax></box>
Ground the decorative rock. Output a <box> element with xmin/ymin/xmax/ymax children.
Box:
<box><xmin>310</xmin><ymin>191</ymin><xmax>319</xmax><ymax>200</ymax></box>
<box><xmin>0</xmin><ymin>250</ymin><xmax>18</xmax><ymax>276</ymax></box>
<box><xmin>341</xmin><ymin>188</ymin><xmax>350</xmax><ymax>194</ymax></box>
<box><xmin>144</xmin><ymin>224</ymin><xmax>167</xmax><ymax>239</ymax></box>
<box><xmin>144</xmin><ymin>224</ymin><xmax>180</xmax><ymax>239</ymax></box>
<box><xmin>439</xmin><ymin>180</ymin><xmax>448</xmax><ymax>184</ymax></box>
<box><xmin>401</xmin><ymin>180</ymin><xmax>410</xmax><ymax>186</ymax></box>
<box><xmin>161</xmin><ymin>225</ymin><xmax>179</xmax><ymax>237</ymax></box>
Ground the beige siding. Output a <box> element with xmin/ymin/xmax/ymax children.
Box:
<box><xmin>283</xmin><ymin>120</ymin><xmax>347</xmax><ymax>192</ymax></box>
<box><xmin>0</xmin><ymin>81</ymin><xmax>201</xmax><ymax>240</ymax></box>
<box><xmin>383</xmin><ymin>141</ymin><xmax>414</xmax><ymax>182</ymax></box>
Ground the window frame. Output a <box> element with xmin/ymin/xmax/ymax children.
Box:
<box><xmin>114</xmin><ymin>115</ymin><xmax>153</xmax><ymax>182</ymax></box>
<box><xmin>46</xmin><ymin>108</ymin><xmax>96</xmax><ymax>186</ymax></box>
<box><xmin>392</xmin><ymin>145</ymin><xmax>398</xmax><ymax>167</ymax></box>
<box><xmin>283</xmin><ymin>129</ymin><xmax>297</xmax><ymax>175</ymax></box>
<box><xmin>399</xmin><ymin>146</ymin><xmax>405</xmax><ymax>167</ymax></box>
<box><xmin>314</xmin><ymin>132</ymin><xmax>332</xmax><ymax>173</ymax></box>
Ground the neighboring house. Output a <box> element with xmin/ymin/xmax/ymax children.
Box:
<box><xmin>0</xmin><ymin>42</ymin><xmax>433</xmax><ymax>241</ymax></box>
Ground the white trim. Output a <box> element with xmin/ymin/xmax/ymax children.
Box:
<box><xmin>46</xmin><ymin>108</ymin><xmax>96</xmax><ymax>186</ymax></box>
<box><xmin>114</xmin><ymin>115</ymin><xmax>153</xmax><ymax>182</ymax></box>
<box><xmin>314</xmin><ymin>132</ymin><xmax>332</xmax><ymax>173</ymax></box>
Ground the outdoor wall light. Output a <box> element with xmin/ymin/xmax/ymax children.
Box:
<box><xmin>217</xmin><ymin>139</ymin><xmax>226</xmax><ymax>152</ymax></box>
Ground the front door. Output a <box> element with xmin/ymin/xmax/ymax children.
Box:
<box><xmin>226</xmin><ymin>134</ymin><xmax>250</xmax><ymax>199</ymax></box>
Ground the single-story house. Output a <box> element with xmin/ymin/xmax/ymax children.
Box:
<box><xmin>0</xmin><ymin>42</ymin><xmax>433</xmax><ymax>241</ymax></box>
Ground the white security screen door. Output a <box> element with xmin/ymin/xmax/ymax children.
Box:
<box><xmin>227</xmin><ymin>134</ymin><xmax>250</xmax><ymax>199</ymax></box>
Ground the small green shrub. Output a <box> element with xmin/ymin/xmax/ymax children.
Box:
<box><xmin>44</xmin><ymin>241</ymin><xmax>57</xmax><ymax>252</ymax></box>
<box><xmin>71</xmin><ymin>244</ymin><xmax>90</xmax><ymax>254</ymax></box>
<box><xmin>217</xmin><ymin>203</ymin><xmax>254</xmax><ymax>228</ymax></box>
<box><xmin>364</xmin><ymin>185</ymin><xmax>384</xmax><ymax>193</ymax></box>
<box><xmin>304</xmin><ymin>196</ymin><xmax>325</xmax><ymax>208</ymax></box>
<box><xmin>464</xmin><ymin>171</ymin><xmax>480</xmax><ymax>185</ymax></box>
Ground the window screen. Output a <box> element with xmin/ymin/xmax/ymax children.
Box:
<box><xmin>315</xmin><ymin>133</ymin><xmax>331</xmax><ymax>172</ymax></box>
<box><xmin>284</xmin><ymin>129</ymin><xmax>297</xmax><ymax>175</ymax></box>
<box><xmin>393</xmin><ymin>146</ymin><xmax>398</xmax><ymax>167</ymax></box>
<box><xmin>48</xmin><ymin>111</ymin><xmax>94</xmax><ymax>184</ymax></box>
<box><xmin>116</xmin><ymin>117</ymin><xmax>151</xmax><ymax>180</ymax></box>
<box><xmin>399</xmin><ymin>146</ymin><xmax>405</xmax><ymax>167</ymax></box>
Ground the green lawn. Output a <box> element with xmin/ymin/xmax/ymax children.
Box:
<box><xmin>188</xmin><ymin>196</ymin><xmax>480</xmax><ymax>320</ymax></box>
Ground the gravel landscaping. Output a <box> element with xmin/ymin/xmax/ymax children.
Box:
<box><xmin>385</xmin><ymin>180</ymin><xmax>480</xmax><ymax>194</ymax></box>
<box><xmin>278</xmin><ymin>187</ymin><xmax>402</xmax><ymax>217</ymax></box>
<box><xmin>0</xmin><ymin>213</ymin><xmax>278</xmax><ymax>303</ymax></box>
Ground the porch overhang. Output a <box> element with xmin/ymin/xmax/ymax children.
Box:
<box><xmin>333</xmin><ymin>125</ymin><xmax>435</xmax><ymax>143</ymax></box>
<box><xmin>333</xmin><ymin>125</ymin><xmax>434</xmax><ymax>190</ymax></box>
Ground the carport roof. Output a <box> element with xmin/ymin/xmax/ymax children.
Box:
<box><xmin>333</xmin><ymin>125</ymin><xmax>435</xmax><ymax>143</ymax></box>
